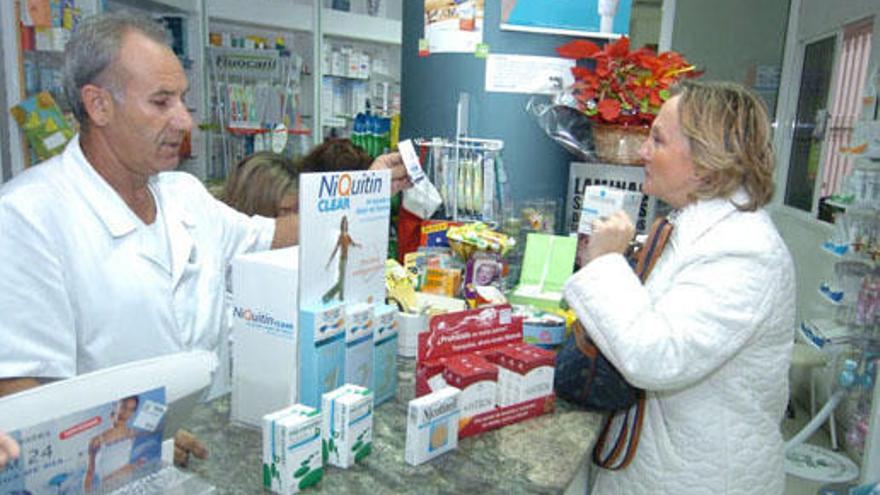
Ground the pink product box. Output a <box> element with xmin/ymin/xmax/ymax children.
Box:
<box><xmin>442</xmin><ymin>355</ymin><xmax>498</xmax><ymax>418</ymax></box>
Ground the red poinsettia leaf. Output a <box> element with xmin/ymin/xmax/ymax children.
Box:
<box><xmin>649</xmin><ymin>90</ymin><xmax>663</xmax><ymax>107</ymax></box>
<box><xmin>597</xmin><ymin>98</ymin><xmax>621</xmax><ymax>122</ymax></box>
<box><xmin>605</xmin><ymin>36</ymin><xmax>630</xmax><ymax>58</ymax></box>
<box><xmin>556</xmin><ymin>39</ymin><xmax>601</xmax><ymax>59</ymax></box>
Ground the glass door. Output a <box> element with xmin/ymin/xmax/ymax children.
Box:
<box><xmin>783</xmin><ymin>36</ymin><xmax>836</xmax><ymax>212</ymax></box>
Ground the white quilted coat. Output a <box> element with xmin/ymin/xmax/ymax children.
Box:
<box><xmin>563</xmin><ymin>191</ymin><xmax>796</xmax><ymax>495</ymax></box>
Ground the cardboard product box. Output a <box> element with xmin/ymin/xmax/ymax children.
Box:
<box><xmin>321</xmin><ymin>385</ymin><xmax>374</xmax><ymax>469</ymax></box>
<box><xmin>262</xmin><ymin>405</ymin><xmax>323</xmax><ymax>494</ymax></box>
<box><xmin>578</xmin><ymin>185</ymin><xmax>643</xmax><ymax>236</ymax></box>
<box><xmin>372</xmin><ymin>304</ymin><xmax>399</xmax><ymax>405</ymax></box>
<box><xmin>508</xmin><ymin>234</ymin><xmax>577</xmax><ymax>312</ymax></box>
<box><xmin>231</xmin><ymin>247</ymin><xmax>299</xmax><ymax>427</ymax></box>
<box><xmin>442</xmin><ymin>355</ymin><xmax>497</xmax><ymax>418</ymax></box>
<box><xmin>566</xmin><ymin>161</ymin><xmax>657</xmax><ymax>235</ymax></box>
<box><xmin>405</xmin><ymin>386</ymin><xmax>461</xmax><ymax>466</ymax></box>
<box><xmin>344</xmin><ymin>303</ymin><xmax>374</xmax><ymax>389</ymax></box>
<box><xmin>299</xmin><ymin>302</ymin><xmax>346</xmax><ymax>408</ymax></box>
<box><xmin>493</xmin><ymin>345</ymin><xmax>556</xmax><ymax>407</ymax></box>
<box><xmin>395</xmin><ymin>311</ymin><xmax>427</xmax><ymax>358</ymax></box>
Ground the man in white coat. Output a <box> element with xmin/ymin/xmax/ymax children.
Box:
<box><xmin>0</xmin><ymin>12</ymin><xmax>408</xmax><ymax>466</ymax></box>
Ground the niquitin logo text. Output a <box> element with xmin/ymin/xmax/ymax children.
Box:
<box><xmin>317</xmin><ymin>173</ymin><xmax>383</xmax><ymax>212</ymax></box>
<box><xmin>232</xmin><ymin>307</ymin><xmax>294</xmax><ymax>332</ymax></box>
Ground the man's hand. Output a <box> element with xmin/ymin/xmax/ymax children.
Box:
<box><xmin>369</xmin><ymin>152</ymin><xmax>412</xmax><ymax>195</ymax></box>
<box><xmin>174</xmin><ymin>429</ymin><xmax>207</xmax><ymax>468</ymax></box>
<box><xmin>586</xmin><ymin>210</ymin><xmax>635</xmax><ymax>263</ymax></box>
<box><xmin>0</xmin><ymin>431</ymin><xmax>19</xmax><ymax>470</ymax></box>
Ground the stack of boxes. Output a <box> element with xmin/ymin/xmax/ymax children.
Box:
<box><xmin>261</xmin><ymin>405</ymin><xmax>323</xmax><ymax>494</ymax></box>
<box><xmin>321</xmin><ymin>385</ymin><xmax>374</xmax><ymax>469</ymax></box>
<box><xmin>343</xmin><ymin>303</ymin><xmax>374</xmax><ymax>389</ymax></box>
<box><xmin>442</xmin><ymin>355</ymin><xmax>497</xmax><ymax>418</ymax></box>
<box><xmin>492</xmin><ymin>344</ymin><xmax>556</xmax><ymax>408</ymax></box>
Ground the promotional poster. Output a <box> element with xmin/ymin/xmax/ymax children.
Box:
<box><xmin>0</xmin><ymin>388</ymin><xmax>166</xmax><ymax>494</ymax></box>
<box><xmin>500</xmin><ymin>0</ymin><xmax>632</xmax><ymax>39</ymax></box>
<box><xmin>298</xmin><ymin>170</ymin><xmax>391</xmax><ymax>309</ymax></box>
<box><xmin>423</xmin><ymin>0</ymin><xmax>485</xmax><ymax>54</ymax></box>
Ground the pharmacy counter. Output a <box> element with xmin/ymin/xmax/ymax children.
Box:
<box><xmin>181</xmin><ymin>358</ymin><xmax>603</xmax><ymax>494</ymax></box>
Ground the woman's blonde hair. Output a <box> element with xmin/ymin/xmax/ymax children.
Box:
<box><xmin>223</xmin><ymin>152</ymin><xmax>298</xmax><ymax>217</ymax></box>
<box><xmin>672</xmin><ymin>80</ymin><xmax>775</xmax><ymax>211</ymax></box>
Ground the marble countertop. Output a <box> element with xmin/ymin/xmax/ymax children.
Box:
<box><xmin>182</xmin><ymin>359</ymin><xmax>603</xmax><ymax>494</ymax></box>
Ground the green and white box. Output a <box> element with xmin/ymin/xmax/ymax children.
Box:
<box><xmin>262</xmin><ymin>404</ymin><xmax>323</xmax><ymax>494</ymax></box>
<box><xmin>405</xmin><ymin>386</ymin><xmax>461</xmax><ymax>466</ymax></box>
<box><xmin>321</xmin><ymin>384</ymin><xmax>374</xmax><ymax>468</ymax></box>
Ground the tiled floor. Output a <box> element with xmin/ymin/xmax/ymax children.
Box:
<box><xmin>782</xmin><ymin>401</ymin><xmax>854</xmax><ymax>495</ymax></box>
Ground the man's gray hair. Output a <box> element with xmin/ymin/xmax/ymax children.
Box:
<box><xmin>63</xmin><ymin>11</ymin><xmax>170</xmax><ymax>126</ymax></box>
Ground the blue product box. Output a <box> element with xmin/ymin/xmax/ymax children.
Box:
<box><xmin>372</xmin><ymin>304</ymin><xmax>398</xmax><ymax>405</ymax></box>
<box><xmin>299</xmin><ymin>302</ymin><xmax>346</xmax><ymax>408</ymax></box>
<box><xmin>344</xmin><ymin>303</ymin><xmax>374</xmax><ymax>389</ymax></box>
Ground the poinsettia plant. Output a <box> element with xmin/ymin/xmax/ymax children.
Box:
<box><xmin>556</xmin><ymin>37</ymin><xmax>700</xmax><ymax>126</ymax></box>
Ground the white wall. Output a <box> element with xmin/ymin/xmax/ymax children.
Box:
<box><xmin>670</xmin><ymin>0</ymin><xmax>789</xmax><ymax>85</ymax></box>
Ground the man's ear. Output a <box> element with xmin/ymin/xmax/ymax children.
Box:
<box><xmin>81</xmin><ymin>84</ymin><xmax>114</xmax><ymax>127</ymax></box>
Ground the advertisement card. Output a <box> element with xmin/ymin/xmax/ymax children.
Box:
<box><xmin>0</xmin><ymin>387</ymin><xmax>166</xmax><ymax>494</ymax></box>
<box><xmin>298</xmin><ymin>171</ymin><xmax>391</xmax><ymax>308</ymax></box>
<box><xmin>500</xmin><ymin>0</ymin><xmax>632</xmax><ymax>39</ymax></box>
<box><xmin>423</xmin><ymin>0</ymin><xmax>484</xmax><ymax>54</ymax></box>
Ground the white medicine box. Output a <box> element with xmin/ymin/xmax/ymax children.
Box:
<box><xmin>231</xmin><ymin>247</ymin><xmax>299</xmax><ymax>427</ymax></box>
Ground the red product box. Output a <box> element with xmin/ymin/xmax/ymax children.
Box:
<box><xmin>494</xmin><ymin>344</ymin><xmax>556</xmax><ymax>407</ymax></box>
<box><xmin>443</xmin><ymin>355</ymin><xmax>498</xmax><ymax>418</ymax></box>
<box><xmin>415</xmin><ymin>304</ymin><xmax>555</xmax><ymax>439</ymax></box>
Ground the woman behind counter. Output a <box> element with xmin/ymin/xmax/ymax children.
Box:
<box><xmin>564</xmin><ymin>80</ymin><xmax>795</xmax><ymax>494</ymax></box>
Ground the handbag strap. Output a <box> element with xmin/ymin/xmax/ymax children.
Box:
<box><xmin>635</xmin><ymin>217</ymin><xmax>673</xmax><ymax>283</ymax></box>
<box><xmin>592</xmin><ymin>217</ymin><xmax>672</xmax><ymax>471</ymax></box>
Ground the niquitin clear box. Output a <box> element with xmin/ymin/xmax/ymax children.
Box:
<box><xmin>372</xmin><ymin>304</ymin><xmax>398</xmax><ymax>405</ymax></box>
<box><xmin>298</xmin><ymin>301</ymin><xmax>346</xmax><ymax>408</ymax></box>
<box><xmin>344</xmin><ymin>303</ymin><xmax>374</xmax><ymax>389</ymax></box>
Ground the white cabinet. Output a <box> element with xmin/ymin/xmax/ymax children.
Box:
<box><xmin>0</xmin><ymin>0</ymin><xmax>208</xmax><ymax>179</ymax></box>
<box><xmin>206</xmin><ymin>0</ymin><xmax>401</xmax><ymax>152</ymax></box>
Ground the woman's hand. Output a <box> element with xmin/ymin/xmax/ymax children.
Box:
<box><xmin>586</xmin><ymin>210</ymin><xmax>635</xmax><ymax>263</ymax></box>
<box><xmin>0</xmin><ymin>431</ymin><xmax>19</xmax><ymax>470</ymax></box>
<box><xmin>369</xmin><ymin>152</ymin><xmax>412</xmax><ymax>195</ymax></box>
<box><xmin>174</xmin><ymin>429</ymin><xmax>207</xmax><ymax>468</ymax></box>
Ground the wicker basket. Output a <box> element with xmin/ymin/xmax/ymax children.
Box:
<box><xmin>592</xmin><ymin>124</ymin><xmax>650</xmax><ymax>165</ymax></box>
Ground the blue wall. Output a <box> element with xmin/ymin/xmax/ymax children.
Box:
<box><xmin>400</xmin><ymin>1</ymin><xmax>590</xmax><ymax>213</ymax></box>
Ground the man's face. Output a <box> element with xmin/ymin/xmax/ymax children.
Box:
<box><xmin>102</xmin><ymin>31</ymin><xmax>193</xmax><ymax>177</ymax></box>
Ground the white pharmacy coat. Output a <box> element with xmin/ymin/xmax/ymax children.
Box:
<box><xmin>0</xmin><ymin>136</ymin><xmax>275</xmax><ymax>398</ymax></box>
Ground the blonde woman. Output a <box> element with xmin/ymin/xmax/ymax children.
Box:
<box><xmin>564</xmin><ymin>80</ymin><xmax>795</xmax><ymax>494</ymax></box>
<box><xmin>222</xmin><ymin>152</ymin><xmax>299</xmax><ymax>218</ymax></box>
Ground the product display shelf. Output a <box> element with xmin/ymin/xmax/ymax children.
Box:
<box><xmin>810</xmin><ymin>208</ymin><xmax>880</xmax><ymax>484</ymax></box>
<box><xmin>205</xmin><ymin>0</ymin><xmax>402</xmax><ymax>143</ymax></box>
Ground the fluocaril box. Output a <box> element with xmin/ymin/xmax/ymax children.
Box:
<box><xmin>405</xmin><ymin>386</ymin><xmax>461</xmax><ymax>466</ymax></box>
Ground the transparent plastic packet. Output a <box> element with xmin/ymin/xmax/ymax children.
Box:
<box><xmin>525</xmin><ymin>90</ymin><xmax>596</xmax><ymax>162</ymax></box>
